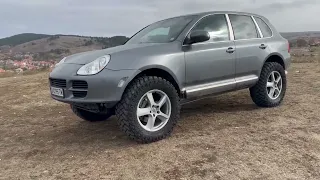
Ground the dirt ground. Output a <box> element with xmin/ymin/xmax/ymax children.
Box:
<box><xmin>0</xmin><ymin>63</ymin><xmax>320</xmax><ymax>180</ymax></box>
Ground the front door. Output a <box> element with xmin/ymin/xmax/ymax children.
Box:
<box><xmin>184</xmin><ymin>14</ymin><xmax>236</xmax><ymax>98</ymax></box>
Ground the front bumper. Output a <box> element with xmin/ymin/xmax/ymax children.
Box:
<box><xmin>49</xmin><ymin>63</ymin><xmax>139</xmax><ymax>108</ymax></box>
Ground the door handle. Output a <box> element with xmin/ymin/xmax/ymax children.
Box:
<box><xmin>259</xmin><ymin>44</ymin><xmax>267</xmax><ymax>49</ymax></box>
<box><xmin>226</xmin><ymin>47</ymin><xmax>235</xmax><ymax>53</ymax></box>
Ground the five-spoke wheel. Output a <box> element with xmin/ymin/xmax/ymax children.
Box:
<box><xmin>137</xmin><ymin>90</ymin><xmax>171</xmax><ymax>132</ymax></box>
<box><xmin>115</xmin><ymin>76</ymin><xmax>180</xmax><ymax>143</ymax></box>
<box><xmin>266</xmin><ymin>71</ymin><xmax>283</xmax><ymax>100</ymax></box>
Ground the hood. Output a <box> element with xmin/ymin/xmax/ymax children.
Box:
<box><xmin>64</xmin><ymin>43</ymin><xmax>160</xmax><ymax>65</ymax></box>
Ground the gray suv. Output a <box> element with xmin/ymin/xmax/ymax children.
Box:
<box><xmin>49</xmin><ymin>11</ymin><xmax>291</xmax><ymax>143</ymax></box>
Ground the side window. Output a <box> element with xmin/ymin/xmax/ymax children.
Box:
<box><xmin>191</xmin><ymin>14</ymin><xmax>230</xmax><ymax>42</ymax></box>
<box><xmin>254</xmin><ymin>17</ymin><xmax>272</xmax><ymax>38</ymax></box>
<box><xmin>229</xmin><ymin>15</ymin><xmax>258</xmax><ymax>40</ymax></box>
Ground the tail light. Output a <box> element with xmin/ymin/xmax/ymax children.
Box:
<box><xmin>287</xmin><ymin>41</ymin><xmax>290</xmax><ymax>53</ymax></box>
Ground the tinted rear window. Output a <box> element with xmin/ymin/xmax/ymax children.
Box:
<box><xmin>229</xmin><ymin>15</ymin><xmax>258</xmax><ymax>40</ymax></box>
<box><xmin>255</xmin><ymin>17</ymin><xmax>273</xmax><ymax>38</ymax></box>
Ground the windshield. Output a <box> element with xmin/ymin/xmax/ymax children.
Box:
<box><xmin>126</xmin><ymin>16</ymin><xmax>195</xmax><ymax>44</ymax></box>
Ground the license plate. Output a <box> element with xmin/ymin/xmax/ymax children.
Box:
<box><xmin>51</xmin><ymin>87</ymin><xmax>64</xmax><ymax>97</ymax></box>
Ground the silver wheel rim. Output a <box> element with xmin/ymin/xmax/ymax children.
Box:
<box><xmin>136</xmin><ymin>89</ymin><xmax>171</xmax><ymax>132</ymax></box>
<box><xmin>266</xmin><ymin>71</ymin><xmax>283</xmax><ymax>100</ymax></box>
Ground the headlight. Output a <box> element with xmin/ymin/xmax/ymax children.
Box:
<box><xmin>55</xmin><ymin>57</ymin><xmax>66</xmax><ymax>67</ymax></box>
<box><xmin>77</xmin><ymin>55</ymin><xmax>110</xmax><ymax>75</ymax></box>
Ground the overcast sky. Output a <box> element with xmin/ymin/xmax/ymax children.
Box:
<box><xmin>0</xmin><ymin>0</ymin><xmax>319</xmax><ymax>38</ymax></box>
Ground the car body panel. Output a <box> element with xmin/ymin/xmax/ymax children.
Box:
<box><xmin>106</xmin><ymin>42</ymin><xmax>185</xmax><ymax>89</ymax></box>
<box><xmin>64</xmin><ymin>43</ymin><xmax>164</xmax><ymax>65</ymax></box>
<box><xmin>234</xmin><ymin>38</ymin><xmax>269</xmax><ymax>79</ymax></box>
<box><xmin>183</xmin><ymin>41</ymin><xmax>237</xmax><ymax>97</ymax></box>
<box><xmin>254</xmin><ymin>15</ymin><xmax>291</xmax><ymax>70</ymax></box>
<box><xmin>184</xmin><ymin>41</ymin><xmax>236</xmax><ymax>86</ymax></box>
<box><xmin>50</xmin><ymin>63</ymin><xmax>140</xmax><ymax>107</ymax></box>
<box><xmin>264</xmin><ymin>39</ymin><xmax>291</xmax><ymax>70</ymax></box>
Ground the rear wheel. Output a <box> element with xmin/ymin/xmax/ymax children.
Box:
<box><xmin>71</xmin><ymin>105</ymin><xmax>113</xmax><ymax>122</ymax></box>
<box><xmin>250</xmin><ymin>62</ymin><xmax>287</xmax><ymax>107</ymax></box>
<box><xmin>115</xmin><ymin>76</ymin><xmax>180</xmax><ymax>143</ymax></box>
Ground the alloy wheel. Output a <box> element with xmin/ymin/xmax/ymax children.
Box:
<box><xmin>266</xmin><ymin>71</ymin><xmax>283</xmax><ymax>100</ymax></box>
<box><xmin>136</xmin><ymin>89</ymin><xmax>171</xmax><ymax>132</ymax></box>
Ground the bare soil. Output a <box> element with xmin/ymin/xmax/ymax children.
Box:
<box><xmin>0</xmin><ymin>63</ymin><xmax>320</xmax><ymax>180</ymax></box>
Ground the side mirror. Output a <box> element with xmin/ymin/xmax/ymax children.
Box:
<box><xmin>185</xmin><ymin>30</ymin><xmax>210</xmax><ymax>45</ymax></box>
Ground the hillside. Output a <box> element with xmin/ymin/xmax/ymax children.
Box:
<box><xmin>11</xmin><ymin>36</ymin><xmax>101</xmax><ymax>54</ymax></box>
<box><xmin>0</xmin><ymin>34</ymin><xmax>129</xmax><ymax>62</ymax></box>
<box><xmin>280</xmin><ymin>31</ymin><xmax>320</xmax><ymax>40</ymax></box>
<box><xmin>0</xmin><ymin>33</ymin><xmax>51</xmax><ymax>46</ymax></box>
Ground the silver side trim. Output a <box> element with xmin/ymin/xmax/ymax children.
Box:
<box><xmin>185</xmin><ymin>75</ymin><xmax>259</xmax><ymax>98</ymax></box>
<box><xmin>235</xmin><ymin>75</ymin><xmax>258</xmax><ymax>83</ymax></box>
<box><xmin>186</xmin><ymin>79</ymin><xmax>235</xmax><ymax>94</ymax></box>
<box><xmin>252</xmin><ymin>16</ymin><xmax>274</xmax><ymax>38</ymax></box>
<box><xmin>225</xmin><ymin>14</ymin><xmax>235</xmax><ymax>41</ymax></box>
<box><xmin>251</xmin><ymin>16</ymin><xmax>263</xmax><ymax>38</ymax></box>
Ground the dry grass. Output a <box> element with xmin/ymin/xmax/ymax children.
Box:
<box><xmin>291</xmin><ymin>47</ymin><xmax>320</xmax><ymax>63</ymax></box>
<box><xmin>0</xmin><ymin>71</ymin><xmax>16</xmax><ymax>78</ymax></box>
<box><xmin>292</xmin><ymin>56</ymin><xmax>320</xmax><ymax>63</ymax></box>
<box><xmin>0</xmin><ymin>63</ymin><xmax>320</xmax><ymax>179</ymax></box>
<box><xmin>0</xmin><ymin>69</ymin><xmax>50</xmax><ymax>78</ymax></box>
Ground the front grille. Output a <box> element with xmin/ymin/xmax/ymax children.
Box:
<box><xmin>73</xmin><ymin>91</ymin><xmax>87</xmax><ymax>98</ymax></box>
<box><xmin>72</xmin><ymin>80</ymin><xmax>88</xmax><ymax>89</ymax></box>
<box><xmin>50</xmin><ymin>78</ymin><xmax>66</xmax><ymax>88</ymax></box>
<box><xmin>71</xmin><ymin>80</ymin><xmax>88</xmax><ymax>98</ymax></box>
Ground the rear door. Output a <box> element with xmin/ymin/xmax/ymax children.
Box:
<box><xmin>228</xmin><ymin>14</ymin><xmax>270</xmax><ymax>88</ymax></box>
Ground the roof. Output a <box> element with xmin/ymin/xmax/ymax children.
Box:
<box><xmin>170</xmin><ymin>11</ymin><xmax>265</xmax><ymax>19</ymax></box>
<box><xmin>194</xmin><ymin>11</ymin><xmax>261</xmax><ymax>16</ymax></box>
<box><xmin>148</xmin><ymin>11</ymin><xmax>269</xmax><ymax>28</ymax></box>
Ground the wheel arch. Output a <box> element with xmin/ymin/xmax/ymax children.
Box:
<box><xmin>123</xmin><ymin>65</ymin><xmax>183</xmax><ymax>97</ymax></box>
<box><xmin>263</xmin><ymin>53</ymin><xmax>286</xmax><ymax>69</ymax></box>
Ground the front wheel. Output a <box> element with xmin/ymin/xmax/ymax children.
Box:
<box><xmin>250</xmin><ymin>62</ymin><xmax>287</xmax><ymax>107</ymax></box>
<box><xmin>115</xmin><ymin>76</ymin><xmax>180</xmax><ymax>143</ymax></box>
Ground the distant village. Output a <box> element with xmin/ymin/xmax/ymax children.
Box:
<box><xmin>0</xmin><ymin>54</ymin><xmax>56</xmax><ymax>73</ymax></box>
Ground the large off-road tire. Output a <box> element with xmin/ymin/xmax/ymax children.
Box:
<box><xmin>71</xmin><ymin>105</ymin><xmax>113</xmax><ymax>122</ymax></box>
<box><xmin>250</xmin><ymin>62</ymin><xmax>287</xmax><ymax>107</ymax></box>
<box><xmin>115</xmin><ymin>76</ymin><xmax>180</xmax><ymax>143</ymax></box>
